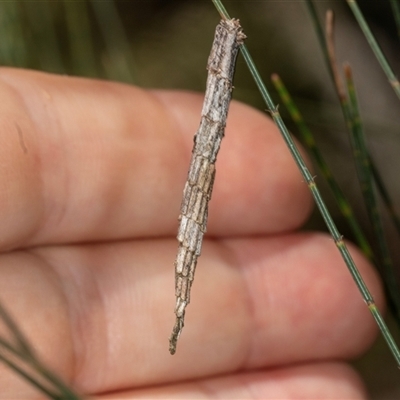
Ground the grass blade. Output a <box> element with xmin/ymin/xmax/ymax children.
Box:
<box><xmin>370</xmin><ymin>160</ymin><xmax>400</xmax><ymax>236</ymax></box>
<box><xmin>0</xmin><ymin>3</ymin><xmax>29</xmax><ymax>67</ymax></box>
<box><xmin>0</xmin><ymin>301</ymin><xmax>34</xmax><ymax>358</ymax></box>
<box><xmin>23</xmin><ymin>2</ymin><xmax>66</xmax><ymax>73</ymax></box>
<box><xmin>345</xmin><ymin>0</ymin><xmax>400</xmax><ymax>100</ymax></box>
<box><xmin>325</xmin><ymin>9</ymin><xmax>400</xmax><ymax>255</ymax></box>
<box><xmin>303</xmin><ymin>0</ymin><xmax>334</xmax><ymax>82</ymax></box>
<box><xmin>324</xmin><ymin>8</ymin><xmax>400</xmax><ymax>322</ymax></box>
<box><xmin>0</xmin><ymin>336</ymin><xmax>81</xmax><ymax>399</ymax></box>
<box><xmin>63</xmin><ymin>0</ymin><xmax>99</xmax><ymax>77</ymax></box>
<box><xmin>0</xmin><ymin>302</ymin><xmax>82</xmax><ymax>399</ymax></box>
<box><xmin>389</xmin><ymin>0</ymin><xmax>400</xmax><ymax>42</ymax></box>
<box><xmin>0</xmin><ymin>352</ymin><xmax>60</xmax><ymax>400</ymax></box>
<box><xmin>326</xmin><ymin>8</ymin><xmax>400</xmax><ymax>229</ymax></box>
<box><xmin>343</xmin><ymin>64</ymin><xmax>400</xmax><ymax>319</ymax></box>
<box><xmin>89</xmin><ymin>0</ymin><xmax>136</xmax><ymax>83</ymax></box>
<box><xmin>271</xmin><ymin>73</ymin><xmax>373</xmax><ymax>260</ymax></box>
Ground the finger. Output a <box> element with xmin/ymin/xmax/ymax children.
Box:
<box><xmin>0</xmin><ymin>68</ymin><xmax>311</xmax><ymax>249</ymax></box>
<box><xmin>152</xmin><ymin>90</ymin><xmax>313</xmax><ymax>237</ymax></box>
<box><xmin>0</xmin><ymin>233</ymin><xmax>382</xmax><ymax>396</ymax></box>
<box><xmin>100</xmin><ymin>363</ymin><xmax>367</xmax><ymax>399</ymax></box>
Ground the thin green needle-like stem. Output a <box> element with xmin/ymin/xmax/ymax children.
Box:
<box><xmin>271</xmin><ymin>73</ymin><xmax>373</xmax><ymax>260</ymax></box>
<box><xmin>370</xmin><ymin>160</ymin><xmax>400</xmax><ymax>235</ymax></box>
<box><xmin>325</xmin><ymin>9</ymin><xmax>400</xmax><ymax>249</ymax></box>
<box><xmin>0</xmin><ymin>302</ymin><xmax>82</xmax><ymax>399</ymax></box>
<box><xmin>0</xmin><ymin>301</ymin><xmax>34</xmax><ymax>358</ymax></box>
<box><xmin>325</xmin><ymin>8</ymin><xmax>400</xmax><ymax>321</ymax></box>
<box><xmin>23</xmin><ymin>2</ymin><xmax>66</xmax><ymax>73</ymax></box>
<box><xmin>0</xmin><ymin>337</ymin><xmax>82</xmax><ymax>399</ymax></box>
<box><xmin>0</xmin><ymin>336</ymin><xmax>76</xmax><ymax>399</ymax></box>
<box><xmin>211</xmin><ymin>0</ymin><xmax>400</xmax><ymax>367</ymax></box>
<box><xmin>211</xmin><ymin>0</ymin><xmax>229</xmax><ymax>20</ymax></box>
<box><xmin>344</xmin><ymin>65</ymin><xmax>400</xmax><ymax>317</ymax></box>
<box><xmin>304</xmin><ymin>0</ymin><xmax>334</xmax><ymax>82</ymax></box>
<box><xmin>89</xmin><ymin>0</ymin><xmax>136</xmax><ymax>83</ymax></box>
<box><xmin>0</xmin><ymin>3</ymin><xmax>29</xmax><ymax>67</ymax></box>
<box><xmin>64</xmin><ymin>0</ymin><xmax>99</xmax><ymax>77</ymax></box>
<box><xmin>346</xmin><ymin>0</ymin><xmax>400</xmax><ymax>100</ymax></box>
<box><xmin>0</xmin><ymin>352</ymin><xmax>60</xmax><ymax>400</ymax></box>
<box><xmin>325</xmin><ymin>11</ymin><xmax>348</xmax><ymax>108</ymax></box>
<box><xmin>0</xmin><ymin>335</ymin><xmax>29</xmax><ymax>361</ymax></box>
<box><xmin>389</xmin><ymin>0</ymin><xmax>400</xmax><ymax>42</ymax></box>
<box><xmin>32</xmin><ymin>363</ymin><xmax>81</xmax><ymax>399</ymax></box>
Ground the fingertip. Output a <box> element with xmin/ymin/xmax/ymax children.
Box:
<box><xmin>224</xmin><ymin>232</ymin><xmax>385</xmax><ymax>365</ymax></box>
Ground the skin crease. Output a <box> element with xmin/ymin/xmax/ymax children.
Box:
<box><xmin>0</xmin><ymin>68</ymin><xmax>384</xmax><ymax>399</ymax></box>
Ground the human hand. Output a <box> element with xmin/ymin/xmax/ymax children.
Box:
<box><xmin>0</xmin><ymin>68</ymin><xmax>382</xmax><ymax>399</ymax></box>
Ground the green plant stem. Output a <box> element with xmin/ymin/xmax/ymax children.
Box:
<box><xmin>345</xmin><ymin>0</ymin><xmax>400</xmax><ymax>100</ymax></box>
<box><xmin>63</xmin><ymin>0</ymin><xmax>99</xmax><ymax>77</ymax></box>
<box><xmin>89</xmin><ymin>0</ymin><xmax>135</xmax><ymax>83</ymax></box>
<box><xmin>0</xmin><ymin>3</ymin><xmax>29</xmax><ymax>67</ymax></box>
<box><xmin>304</xmin><ymin>0</ymin><xmax>334</xmax><ymax>82</ymax></box>
<box><xmin>326</xmin><ymin>6</ymin><xmax>400</xmax><ymax>326</ymax></box>
<box><xmin>370</xmin><ymin>160</ymin><xmax>400</xmax><ymax>235</ymax></box>
<box><xmin>0</xmin><ymin>302</ymin><xmax>34</xmax><ymax>358</ymax></box>
<box><xmin>389</xmin><ymin>0</ymin><xmax>400</xmax><ymax>43</ymax></box>
<box><xmin>0</xmin><ymin>352</ymin><xmax>60</xmax><ymax>400</ymax></box>
<box><xmin>0</xmin><ymin>338</ymin><xmax>81</xmax><ymax>399</ymax></box>
<box><xmin>211</xmin><ymin>0</ymin><xmax>400</xmax><ymax>367</ymax></box>
<box><xmin>0</xmin><ymin>337</ymin><xmax>66</xmax><ymax>399</ymax></box>
<box><xmin>344</xmin><ymin>64</ymin><xmax>400</xmax><ymax>318</ymax></box>
<box><xmin>0</xmin><ymin>303</ymin><xmax>82</xmax><ymax>399</ymax></box>
<box><xmin>325</xmin><ymin>7</ymin><xmax>400</xmax><ymax>253</ymax></box>
<box><xmin>23</xmin><ymin>2</ymin><xmax>66</xmax><ymax>73</ymax></box>
<box><xmin>271</xmin><ymin>73</ymin><xmax>373</xmax><ymax>260</ymax></box>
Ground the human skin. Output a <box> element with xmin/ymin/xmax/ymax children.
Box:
<box><xmin>0</xmin><ymin>68</ymin><xmax>382</xmax><ymax>399</ymax></box>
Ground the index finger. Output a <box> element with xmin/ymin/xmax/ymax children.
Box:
<box><xmin>0</xmin><ymin>68</ymin><xmax>311</xmax><ymax>249</ymax></box>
